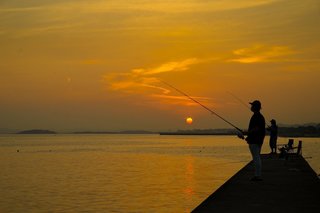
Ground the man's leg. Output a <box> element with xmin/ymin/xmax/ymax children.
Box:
<box><xmin>249</xmin><ymin>144</ymin><xmax>262</xmax><ymax>177</ymax></box>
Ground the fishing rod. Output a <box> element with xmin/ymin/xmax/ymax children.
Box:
<box><xmin>227</xmin><ymin>91</ymin><xmax>271</xmax><ymax>128</ymax></box>
<box><xmin>161</xmin><ymin>81</ymin><xmax>243</xmax><ymax>134</ymax></box>
<box><xmin>227</xmin><ymin>91</ymin><xmax>250</xmax><ymax>110</ymax></box>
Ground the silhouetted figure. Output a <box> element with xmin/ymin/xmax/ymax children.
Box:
<box><xmin>279</xmin><ymin>139</ymin><xmax>294</xmax><ymax>159</ymax></box>
<box><xmin>267</xmin><ymin>119</ymin><xmax>278</xmax><ymax>154</ymax></box>
<box><xmin>239</xmin><ymin>100</ymin><xmax>266</xmax><ymax>181</ymax></box>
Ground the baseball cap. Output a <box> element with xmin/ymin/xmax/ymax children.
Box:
<box><xmin>249</xmin><ymin>100</ymin><xmax>261</xmax><ymax>108</ymax></box>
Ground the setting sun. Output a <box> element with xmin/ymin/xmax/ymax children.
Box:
<box><xmin>186</xmin><ymin>117</ymin><xmax>193</xmax><ymax>125</ymax></box>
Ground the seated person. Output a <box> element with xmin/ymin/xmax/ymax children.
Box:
<box><xmin>279</xmin><ymin>139</ymin><xmax>294</xmax><ymax>158</ymax></box>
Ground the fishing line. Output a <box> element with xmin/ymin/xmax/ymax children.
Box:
<box><xmin>227</xmin><ymin>91</ymin><xmax>250</xmax><ymax>110</ymax></box>
<box><xmin>227</xmin><ymin>91</ymin><xmax>271</xmax><ymax>128</ymax></box>
<box><xmin>161</xmin><ymin>80</ymin><xmax>243</xmax><ymax>134</ymax></box>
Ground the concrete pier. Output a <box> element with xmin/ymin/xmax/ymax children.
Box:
<box><xmin>192</xmin><ymin>154</ymin><xmax>320</xmax><ymax>213</ymax></box>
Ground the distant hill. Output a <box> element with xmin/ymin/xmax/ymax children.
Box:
<box><xmin>278</xmin><ymin>124</ymin><xmax>320</xmax><ymax>137</ymax></box>
<box><xmin>278</xmin><ymin>123</ymin><xmax>320</xmax><ymax>128</ymax></box>
<box><xmin>17</xmin><ymin>129</ymin><xmax>56</xmax><ymax>134</ymax></box>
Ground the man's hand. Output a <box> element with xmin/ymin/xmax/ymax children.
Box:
<box><xmin>237</xmin><ymin>132</ymin><xmax>245</xmax><ymax>140</ymax></box>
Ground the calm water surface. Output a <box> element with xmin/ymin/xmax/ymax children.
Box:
<box><xmin>0</xmin><ymin>134</ymin><xmax>319</xmax><ymax>212</ymax></box>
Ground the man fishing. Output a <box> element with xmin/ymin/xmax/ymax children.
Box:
<box><xmin>162</xmin><ymin>81</ymin><xmax>266</xmax><ymax>180</ymax></box>
<box><xmin>239</xmin><ymin>100</ymin><xmax>266</xmax><ymax>181</ymax></box>
<box><xmin>267</xmin><ymin>119</ymin><xmax>278</xmax><ymax>154</ymax></box>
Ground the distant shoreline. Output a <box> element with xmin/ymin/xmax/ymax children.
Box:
<box><xmin>73</xmin><ymin>130</ymin><xmax>156</xmax><ymax>134</ymax></box>
<box><xmin>1</xmin><ymin>124</ymin><xmax>319</xmax><ymax>137</ymax></box>
<box><xmin>17</xmin><ymin>129</ymin><xmax>56</xmax><ymax>134</ymax></box>
<box><xmin>159</xmin><ymin>132</ymin><xmax>320</xmax><ymax>137</ymax></box>
<box><xmin>159</xmin><ymin>132</ymin><xmax>236</xmax><ymax>136</ymax></box>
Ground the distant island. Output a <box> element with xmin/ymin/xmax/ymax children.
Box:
<box><xmin>17</xmin><ymin>129</ymin><xmax>56</xmax><ymax>134</ymax></box>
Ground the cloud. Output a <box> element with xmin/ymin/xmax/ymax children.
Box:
<box><xmin>150</xmin><ymin>94</ymin><xmax>214</xmax><ymax>107</ymax></box>
<box><xmin>228</xmin><ymin>44</ymin><xmax>297</xmax><ymax>63</ymax></box>
<box><xmin>0</xmin><ymin>0</ymin><xmax>280</xmax><ymax>38</ymax></box>
<box><xmin>86</xmin><ymin>0</ymin><xmax>279</xmax><ymax>14</ymax></box>
<box><xmin>105</xmin><ymin>58</ymin><xmax>200</xmax><ymax>93</ymax></box>
<box><xmin>109</xmin><ymin>77</ymin><xmax>170</xmax><ymax>94</ymax></box>
<box><xmin>0</xmin><ymin>0</ymin><xmax>278</xmax><ymax>14</ymax></box>
<box><xmin>0</xmin><ymin>7</ymin><xmax>42</xmax><ymax>13</ymax></box>
<box><xmin>133</xmin><ymin>58</ymin><xmax>201</xmax><ymax>75</ymax></box>
<box><xmin>103</xmin><ymin>57</ymin><xmax>212</xmax><ymax>106</ymax></box>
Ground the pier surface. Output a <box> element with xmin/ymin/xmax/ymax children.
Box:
<box><xmin>192</xmin><ymin>154</ymin><xmax>320</xmax><ymax>213</ymax></box>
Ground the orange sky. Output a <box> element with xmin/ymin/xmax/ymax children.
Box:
<box><xmin>1</xmin><ymin>0</ymin><xmax>319</xmax><ymax>132</ymax></box>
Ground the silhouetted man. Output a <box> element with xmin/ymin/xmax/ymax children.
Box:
<box><xmin>267</xmin><ymin>119</ymin><xmax>278</xmax><ymax>154</ymax></box>
<box><xmin>239</xmin><ymin>100</ymin><xmax>266</xmax><ymax>181</ymax></box>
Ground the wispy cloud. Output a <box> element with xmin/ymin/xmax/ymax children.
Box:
<box><xmin>0</xmin><ymin>0</ymin><xmax>279</xmax><ymax>14</ymax></box>
<box><xmin>105</xmin><ymin>58</ymin><xmax>201</xmax><ymax>92</ymax></box>
<box><xmin>0</xmin><ymin>7</ymin><xmax>42</xmax><ymax>12</ymax></box>
<box><xmin>108</xmin><ymin>76</ymin><xmax>169</xmax><ymax>94</ymax></box>
<box><xmin>83</xmin><ymin>0</ymin><xmax>278</xmax><ymax>14</ymax></box>
<box><xmin>0</xmin><ymin>0</ymin><xmax>280</xmax><ymax>38</ymax></box>
<box><xmin>132</xmin><ymin>58</ymin><xmax>201</xmax><ymax>75</ymax></box>
<box><xmin>150</xmin><ymin>93</ymin><xmax>214</xmax><ymax>107</ymax></box>
<box><xmin>228</xmin><ymin>44</ymin><xmax>297</xmax><ymax>63</ymax></box>
<box><xmin>104</xmin><ymin>58</ymin><xmax>213</xmax><ymax>106</ymax></box>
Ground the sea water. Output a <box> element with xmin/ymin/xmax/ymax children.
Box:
<box><xmin>0</xmin><ymin>134</ymin><xmax>319</xmax><ymax>213</ymax></box>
